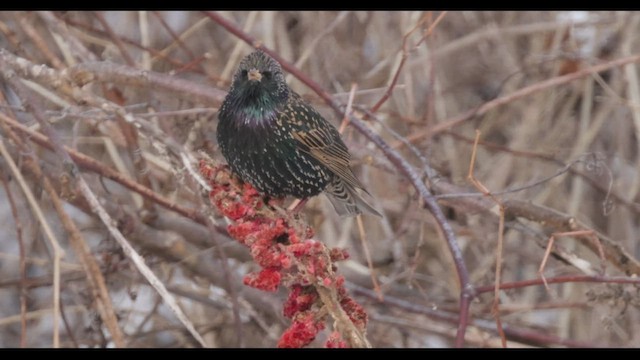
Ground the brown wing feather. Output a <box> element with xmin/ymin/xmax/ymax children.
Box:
<box><xmin>292</xmin><ymin>128</ymin><xmax>367</xmax><ymax>192</ymax></box>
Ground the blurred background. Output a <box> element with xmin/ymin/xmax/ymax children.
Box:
<box><xmin>0</xmin><ymin>11</ymin><xmax>639</xmax><ymax>347</ymax></box>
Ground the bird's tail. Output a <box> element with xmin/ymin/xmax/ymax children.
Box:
<box><xmin>325</xmin><ymin>178</ymin><xmax>382</xmax><ymax>217</ymax></box>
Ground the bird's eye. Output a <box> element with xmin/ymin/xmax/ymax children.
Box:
<box><xmin>241</xmin><ymin>69</ymin><xmax>248</xmax><ymax>78</ymax></box>
<box><xmin>262</xmin><ymin>71</ymin><xmax>272</xmax><ymax>79</ymax></box>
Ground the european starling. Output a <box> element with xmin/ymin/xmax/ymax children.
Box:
<box><xmin>217</xmin><ymin>50</ymin><xmax>381</xmax><ymax>217</ymax></box>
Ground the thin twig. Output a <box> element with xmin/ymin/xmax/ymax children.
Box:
<box><xmin>151</xmin><ymin>11</ymin><xmax>197</xmax><ymax>61</ymax></box>
<box><xmin>284</xmin><ymin>11</ymin><xmax>350</xmax><ymax>84</ymax></box>
<box><xmin>60</xmin><ymin>16</ymin><xmax>205</xmax><ymax>73</ymax></box>
<box><xmin>355</xmin><ymin>215</ymin><xmax>382</xmax><ymax>300</ymax></box>
<box><xmin>0</xmin><ymin>166</ymin><xmax>27</xmax><ymax>347</ymax></box>
<box><xmin>138</xmin><ymin>11</ymin><xmax>151</xmax><ymax>70</ymax></box>
<box><xmin>201</xmin><ymin>208</ymin><xmax>245</xmax><ymax>347</ymax></box>
<box><xmin>0</xmin><ymin>305</ymin><xmax>86</xmax><ymax>328</ymax></box>
<box><xmin>69</xmin><ymin>61</ymin><xmax>227</xmax><ymax>104</ymax></box>
<box><xmin>36</xmin><ymin>161</ymin><xmax>127</xmax><ymax>346</ymax></box>
<box><xmin>404</xmin><ymin>53</ymin><xmax>640</xmax><ymax>144</ymax></box>
<box><xmin>38</xmin><ymin>11</ymin><xmax>99</xmax><ymax>62</ymax></box>
<box><xmin>475</xmin><ymin>274</ymin><xmax>640</xmax><ymax>293</ymax></box>
<box><xmin>339</xmin><ymin>83</ymin><xmax>357</xmax><ymax>133</ymax></box>
<box><xmin>368</xmin><ymin>11</ymin><xmax>447</xmax><ymax>115</ymax></box>
<box><xmin>151</xmin><ymin>16</ymin><xmax>211</xmax><ymax>67</ymax></box>
<box><xmin>17</xmin><ymin>13</ymin><xmax>65</xmax><ymax>70</ymax></box>
<box><xmin>0</xmin><ymin>113</ymin><xmax>213</xmax><ymax>227</ymax></box>
<box><xmin>0</xmin><ymin>139</ymin><xmax>64</xmax><ymax>348</ymax></box>
<box><xmin>0</xmin><ymin>61</ymin><xmax>209</xmax><ymax>347</ymax></box>
<box><xmin>0</xmin><ymin>83</ymin><xmax>126</xmax><ymax>348</ymax></box>
<box><xmin>77</xmin><ymin>178</ymin><xmax>209</xmax><ymax>346</ymax></box>
<box><xmin>349</xmin><ymin>282</ymin><xmax>592</xmax><ymax>348</ymax></box>
<box><xmin>218</xmin><ymin>11</ymin><xmax>258</xmax><ymax>85</ymax></box>
<box><xmin>93</xmin><ymin>12</ymin><xmax>136</xmax><ymax>66</ymax></box>
<box><xmin>466</xmin><ymin>129</ymin><xmax>507</xmax><ymax>347</ymax></box>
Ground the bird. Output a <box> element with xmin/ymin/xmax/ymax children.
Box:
<box><xmin>216</xmin><ymin>50</ymin><xmax>381</xmax><ymax>217</ymax></box>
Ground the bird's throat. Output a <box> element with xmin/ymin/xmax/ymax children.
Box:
<box><xmin>232</xmin><ymin>105</ymin><xmax>276</xmax><ymax>129</ymax></box>
<box><xmin>230</xmin><ymin>89</ymin><xmax>282</xmax><ymax>129</ymax></box>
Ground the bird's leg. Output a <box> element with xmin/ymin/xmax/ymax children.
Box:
<box><xmin>288</xmin><ymin>198</ymin><xmax>309</xmax><ymax>213</ymax></box>
<box><xmin>265</xmin><ymin>195</ymin><xmax>286</xmax><ymax>210</ymax></box>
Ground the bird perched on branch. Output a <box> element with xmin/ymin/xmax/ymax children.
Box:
<box><xmin>217</xmin><ymin>50</ymin><xmax>381</xmax><ymax>217</ymax></box>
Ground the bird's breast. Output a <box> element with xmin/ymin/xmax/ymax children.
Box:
<box><xmin>217</xmin><ymin>116</ymin><xmax>332</xmax><ymax>198</ymax></box>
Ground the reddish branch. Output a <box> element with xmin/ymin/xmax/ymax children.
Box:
<box><xmin>199</xmin><ymin>161</ymin><xmax>370</xmax><ymax>348</ymax></box>
<box><xmin>368</xmin><ymin>11</ymin><xmax>447</xmax><ymax>115</ymax></box>
<box><xmin>349</xmin><ymin>283</ymin><xmax>593</xmax><ymax>348</ymax></box>
<box><xmin>475</xmin><ymin>275</ymin><xmax>640</xmax><ymax>294</ymax></box>
<box><xmin>407</xmin><ymin>53</ymin><xmax>640</xmax><ymax>142</ymax></box>
<box><xmin>0</xmin><ymin>114</ymin><xmax>211</xmax><ymax>226</ymax></box>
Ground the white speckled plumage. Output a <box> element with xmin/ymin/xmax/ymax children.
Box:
<box><xmin>217</xmin><ymin>50</ymin><xmax>380</xmax><ymax>217</ymax></box>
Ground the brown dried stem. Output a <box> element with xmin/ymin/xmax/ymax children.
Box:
<box><xmin>405</xmin><ymin>53</ymin><xmax>640</xmax><ymax>143</ymax></box>
<box><xmin>0</xmin><ymin>58</ymin><xmax>208</xmax><ymax>347</ymax></box>
<box><xmin>0</xmin><ymin>157</ymin><xmax>27</xmax><ymax>347</ymax></box>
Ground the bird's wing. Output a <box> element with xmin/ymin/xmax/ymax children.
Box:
<box><xmin>292</xmin><ymin>126</ymin><xmax>365</xmax><ymax>191</ymax></box>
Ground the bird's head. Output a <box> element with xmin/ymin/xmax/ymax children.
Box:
<box><xmin>228</xmin><ymin>50</ymin><xmax>290</xmax><ymax>111</ymax></box>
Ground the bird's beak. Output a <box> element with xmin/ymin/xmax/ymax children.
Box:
<box><xmin>248</xmin><ymin>68</ymin><xmax>262</xmax><ymax>82</ymax></box>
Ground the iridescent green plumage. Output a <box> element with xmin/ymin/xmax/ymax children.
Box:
<box><xmin>217</xmin><ymin>50</ymin><xmax>380</xmax><ymax>217</ymax></box>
